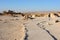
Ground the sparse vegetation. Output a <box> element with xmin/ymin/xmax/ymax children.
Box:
<box><xmin>0</xmin><ymin>10</ymin><xmax>60</xmax><ymax>18</ymax></box>
<box><xmin>0</xmin><ymin>10</ymin><xmax>24</xmax><ymax>17</ymax></box>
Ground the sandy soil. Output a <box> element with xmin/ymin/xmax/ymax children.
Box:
<box><xmin>0</xmin><ymin>15</ymin><xmax>60</xmax><ymax>40</ymax></box>
<box><xmin>0</xmin><ymin>16</ymin><xmax>25</xmax><ymax>40</ymax></box>
<box><xmin>24</xmin><ymin>17</ymin><xmax>60</xmax><ymax>40</ymax></box>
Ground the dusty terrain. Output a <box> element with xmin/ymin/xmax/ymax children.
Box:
<box><xmin>24</xmin><ymin>17</ymin><xmax>60</xmax><ymax>40</ymax></box>
<box><xmin>0</xmin><ymin>16</ymin><xmax>25</xmax><ymax>40</ymax></box>
<box><xmin>0</xmin><ymin>11</ymin><xmax>60</xmax><ymax>40</ymax></box>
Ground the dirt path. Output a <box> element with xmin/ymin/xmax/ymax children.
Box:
<box><xmin>24</xmin><ymin>19</ymin><xmax>54</xmax><ymax>40</ymax></box>
<box><xmin>37</xmin><ymin>23</ymin><xmax>57</xmax><ymax>40</ymax></box>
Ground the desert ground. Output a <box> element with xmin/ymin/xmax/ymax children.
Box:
<box><xmin>0</xmin><ymin>11</ymin><xmax>60</xmax><ymax>40</ymax></box>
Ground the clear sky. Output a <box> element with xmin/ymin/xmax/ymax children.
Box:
<box><xmin>0</xmin><ymin>0</ymin><xmax>60</xmax><ymax>12</ymax></box>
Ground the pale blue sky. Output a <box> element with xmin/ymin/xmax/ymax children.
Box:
<box><xmin>0</xmin><ymin>0</ymin><xmax>60</xmax><ymax>12</ymax></box>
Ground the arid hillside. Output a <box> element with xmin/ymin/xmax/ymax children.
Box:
<box><xmin>0</xmin><ymin>10</ymin><xmax>60</xmax><ymax>18</ymax></box>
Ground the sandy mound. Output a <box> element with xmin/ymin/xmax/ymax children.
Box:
<box><xmin>0</xmin><ymin>16</ymin><xmax>25</xmax><ymax>40</ymax></box>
